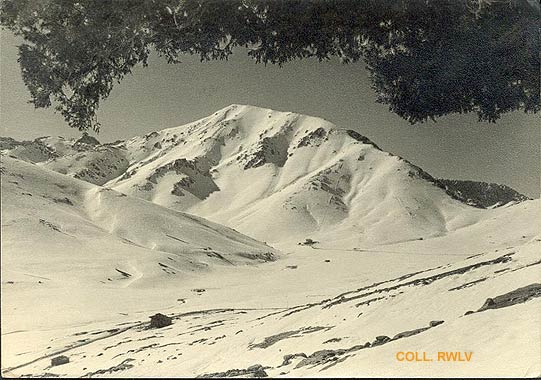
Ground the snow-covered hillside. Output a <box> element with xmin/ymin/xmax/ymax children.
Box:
<box><xmin>1</xmin><ymin>155</ymin><xmax>277</xmax><ymax>268</ymax></box>
<box><xmin>1</xmin><ymin>156</ymin><xmax>277</xmax><ymax>328</ymax></box>
<box><xmin>2</xmin><ymin>105</ymin><xmax>529</xmax><ymax>246</ymax></box>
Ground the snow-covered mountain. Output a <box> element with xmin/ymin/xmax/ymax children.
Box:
<box><xmin>1</xmin><ymin>105</ymin><xmax>540</xmax><ymax>378</ymax></box>
<box><xmin>1</xmin><ymin>105</ymin><xmax>530</xmax><ymax>246</ymax></box>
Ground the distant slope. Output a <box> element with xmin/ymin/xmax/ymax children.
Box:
<box><xmin>0</xmin><ymin>156</ymin><xmax>278</xmax><ymax>289</ymax></box>
<box><xmin>437</xmin><ymin>179</ymin><xmax>531</xmax><ymax>208</ymax></box>
<box><xmin>0</xmin><ymin>135</ymin><xmax>130</xmax><ymax>185</ymax></box>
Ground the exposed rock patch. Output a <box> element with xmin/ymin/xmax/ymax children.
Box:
<box><xmin>145</xmin><ymin>158</ymin><xmax>219</xmax><ymax>200</ymax></box>
<box><xmin>197</xmin><ymin>364</ymin><xmax>268</xmax><ymax>378</ymax></box>
<box><xmin>438</xmin><ymin>179</ymin><xmax>530</xmax><ymax>208</ymax></box>
<box><xmin>250</xmin><ymin>326</ymin><xmax>333</xmax><ymax>349</ymax></box>
<box><xmin>477</xmin><ymin>284</ymin><xmax>541</xmax><ymax>313</ymax></box>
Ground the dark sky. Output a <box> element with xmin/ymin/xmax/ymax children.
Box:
<box><xmin>1</xmin><ymin>31</ymin><xmax>539</xmax><ymax>198</ymax></box>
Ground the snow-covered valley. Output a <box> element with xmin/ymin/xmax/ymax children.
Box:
<box><xmin>1</xmin><ymin>105</ymin><xmax>539</xmax><ymax>377</ymax></box>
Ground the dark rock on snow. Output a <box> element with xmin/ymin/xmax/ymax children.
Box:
<box><xmin>51</xmin><ymin>355</ymin><xmax>69</xmax><ymax>366</ymax></box>
<box><xmin>149</xmin><ymin>313</ymin><xmax>172</xmax><ymax>328</ymax></box>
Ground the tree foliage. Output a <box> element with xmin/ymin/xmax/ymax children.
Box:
<box><xmin>1</xmin><ymin>0</ymin><xmax>539</xmax><ymax>131</ymax></box>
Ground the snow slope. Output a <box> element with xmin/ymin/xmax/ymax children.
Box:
<box><xmin>2</xmin><ymin>194</ymin><xmax>539</xmax><ymax>377</ymax></box>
